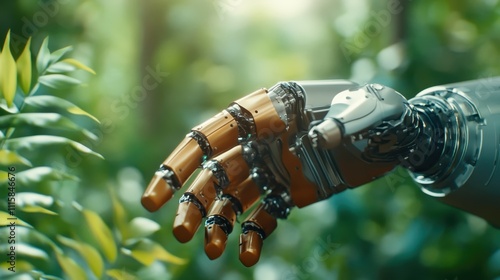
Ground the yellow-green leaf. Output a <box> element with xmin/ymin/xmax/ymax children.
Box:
<box><xmin>24</xmin><ymin>95</ymin><xmax>100</xmax><ymax>124</ymax></box>
<box><xmin>20</xmin><ymin>205</ymin><xmax>57</xmax><ymax>215</ymax></box>
<box><xmin>106</xmin><ymin>269</ymin><xmax>136</xmax><ymax>280</ymax></box>
<box><xmin>0</xmin><ymin>149</ymin><xmax>32</xmax><ymax>166</ymax></box>
<box><xmin>67</xmin><ymin>106</ymin><xmax>100</xmax><ymax>123</ymax></box>
<box><xmin>0</xmin><ymin>170</ymin><xmax>7</xmax><ymax>182</ymax></box>
<box><xmin>0</xmin><ymin>259</ymin><xmax>33</xmax><ymax>272</ymax></box>
<box><xmin>122</xmin><ymin>239</ymin><xmax>186</xmax><ymax>266</ymax></box>
<box><xmin>0</xmin><ymin>166</ymin><xmax>79</xmax><ymax>187</ymax></box>
<box><xmin>151</xmin><ymin>243</ymin><xmax>186</xmax><ymax>265</ymax></box>
<box><xmin>57</xmin><ymin>235</ymin><xmax>103</xmax><ymax>278</ymax></box>
<box><xmin>4</xmin><ymin>135</ymin><xmax>104</xmax><ymax>160</ymax></box>
<box><xmin>110</xmin><ymin>187</ymin><xmax>129</xmax><ymax>241</ymax></box>
<box><xmin>16</xmin><ymin>192</ymin><xmax>57</xmax><ymax>215</ymax></box>
<box><xmin>0</xmin><ymin>30</ymin><xmax>18</xmax><ymax>107</ymax></box>
<box><xmin>16</xmin><ymin>37</ymin><xmax>32</xmax><ymax>94</ymax></box>
<box><xmin>54</xmin><ymin>247</ymin><xmax>87</xmax><ymax>280</ymax></box>
<box><xmin>121</xmin><ymin>247</ymin><xmax>155</xmax><ymax>266</ymax></box>
<box><xmin>61</xmin><ymin>58</ymin><xmax>96</xmax><ymax>75</ymax></box>
<box><xmin>80</xmin><ymin>207</ymin><xmax>117</xmax><ymax>262</ymax></box>
<box><xmin>0</xmin><ymin>211</ymin><xmax>32</xmax><ymax>227</ymax></box>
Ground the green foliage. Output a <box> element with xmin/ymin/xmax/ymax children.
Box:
<box><xmin>0</xmin><ymin>32</ymin><xmax>184</xmax><ymax>279</ymax></box>
<box><xmin>0</xmin><ymin>33</ymin><xmax>101</xmax><ymax>178</ymax></box>
<box><xmin>2</xmin><ymin>1</ymin><xmax>500</xmax><ymax>279</ymax></box>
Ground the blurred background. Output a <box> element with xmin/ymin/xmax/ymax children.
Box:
<box><xmin>1</xmin><ymin>0</ymin><xmax>500</xmax><ymax>279</ymax></box>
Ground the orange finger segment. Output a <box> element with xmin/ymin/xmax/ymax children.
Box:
<box><xmin>204</xmin><ymin>178</ymin><xmax>261</xmax><ymax>259</ymax></box>
<box><xmin>204</xmin><ymin>199</ymin><xmax>236</xmax><ymax>259</ymax></box>
<box><xmin>142</xmin><ymin>86</ymin><xmax>286</xmax><ymax>213</ymax></box>
<box><xmin>233</xmin><ymin>88</ymin><xmax>286</xmax><ymax>140</ymax></box>
<box><xmin>141</xmin><ymin>110</ymin><xmax>239</xmax><ymax>212</ymax></box>
<box><xmin>239</xmin><ymin>203</ymin><xmax>278</xmax><ymax>267</ymax></box>
<box><xmin>141</xmin><ymin>171</ymin><xmax>175</xmax><ymax>212</ymax></box>
<box><xmin>223</xmin><ymin>177</ymin><xmax>261</xmax><ymax>214</ymax></box>
<box><xmin>173</xmin><ymin>170</ymin><xmax>217</xmax><ymax>243</ymax></box>
<box><xmin>210</xmin><ymin>146</ymin><xmax>250</xmax><ymax>188</ymax></box>
<box><xmin>173</xmin><ymin>146</ymin><xmax>250</xmax><ymax>243</ymax></box>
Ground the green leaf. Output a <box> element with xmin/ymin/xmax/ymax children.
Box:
<box><xmin>39</xmin><ymin>74</ymin><xmax>81</xmax><ymax>89</ymax></box>
<box><xmin>4</xmin><ymin>243</ymin><xmax>49</xmax><ymax>260</ymax></box>
<box><xmin>0</xmin><ymin>149</ymin><xmax>32</xmax><ymax>166</ymax></box>
<box><xmin>57</xmin><ymin>235</ymin><xmax>104</xmax><ymax>278</ymax></box>
<box><xmin>17</xmin><ymin>192</ymin><xmax>54</xmax><ymax>207</ymax></box>
<box><xmin>110</xmin><ymin>187</ymin><xmax>129</xmax><ymax>240</ymax></box>
<box><xmin>46</xmin><ymin>60</ymin><xmax>78</xmax><ymax>74</ymax></box>
<box><xmin>17</xmin><ymin>192</ymin><xmax>57</xmax><ymax>215</ymax></box>
<box><xmin>0</xmin><ymin>170</ymin><xmax>7</xmax><ymax>182</ymax></box>
<box><xmin>0</xmin><ymin>211</ymin><xmax>32</xmax><ymax>227</ymax></box>
<box><xmin>128</xmin><ymin>217</ymin><xmax>160</xmax><ymax>239</ymax></box>
<box><xmin>49</xmin><ymin>45</ymin><xmax>73</xmax><ymax>64</ymax></box>
<box><xmin>0</xmin><ymin>226</ymin><xmax>59</xmax><ymax>253</ymax></box>
<box><xmin>0</xmin><ymin>99</ymin><xmax>18</xmax><ymax>114</ymax></box>
<box><xmin>3</xmin><ymin>260</ymin><xmax>33</xmax><ymax>272</ymax></box>
<box><xmin>36</xmin><ymin>37</ymin><xmax>50</xmax><ymax>74</ymax></box>
<box><xmin>122</xmin><ymin>239</ymin><xmax>186</xmax><ymax>266</ymax></box>
<box><xmin>0</xmin><ymin>30</ymin><xmax>18</xmax><ymax>108</ymax></box>
<box><xmin>4</xmin><ymin>135</ymin><xmax>103</xmax><ymax>159</ymax></box>
<box><xmin>54</xmin><ymin>247</ymin><xmax>87</xmax><ymax>280</ymax></box>
<box><xmin>24</xmin><ymin>95</ymin><xmax>100</xmax><ymax>123</ymax></box>
<box><xmin>29</xmin><ymin>273</ymin><xmax>63</xmax><ymax>280</ymax></box>
<box><xmin>106</xmin><ymin>269</ymin><xmax>136</xmax><ymax>280</ymax></box>
<box><xmin>0</xmin><ymin>113</ymin><xmax>98</xmax><ymax>141</ymax></box>
<box><xmin>0</xmin><ymin>167</ymin><xmax>78</xmax><ymax>187</ymax></box>
<box><xmin>16</xmin><ymin>37</ymin><xmax>32</xmax><ymax>94</ymax></box>
<box><xmin>21</xmin><ymin>205</ymin><xmax>57</xmax><ymax>215</ymax></box>
<box><xmin>75</xmin><ymin>204</ymin><xmax>117</xmax><ymax>262</ymax></box>
<box><xmin>25</xmin><ymin>206</ymin><xmax>56</xmax><ymax>217</ymax></box>
<box><xmin>61</xmin><ymin>58</ymin><xmax>96</xmax><ymax>75</ymax></box>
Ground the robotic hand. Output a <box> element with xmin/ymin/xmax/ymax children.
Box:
<box><xmin>141</xmin><ymin>78</ymin><xmax>500</xmax><ymax>267</ymax></box>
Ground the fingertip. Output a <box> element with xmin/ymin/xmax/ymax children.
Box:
<box><xmin>141</xmin><ymin>196</ymin><xmax>161</xmax><ymax>212</ymax></box>
<box><xmin>204</xmin><ymin>224</ymin><xmax>227</xmax><ymax>260</ymax></box>
<box><xmin>173</xmin><ymin>202</ymin><xmax>203</xmax><ymax>243</ymax></box>
<box><xmin>141</xmin><ymin>175</ymin><xmax>174</xmax><ymax>212</ymax></box>
<box><xmin>239</xmin><ymin>231</ymin><xmax>263</xmax><ymax>267</ymax></box>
